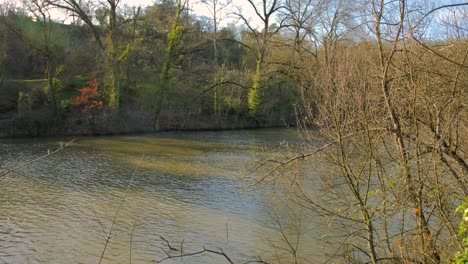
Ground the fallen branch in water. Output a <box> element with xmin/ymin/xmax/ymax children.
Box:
<box><xmin>0</xmin><ymin>138</ymin><xmax>76</xmax><ymax>179</ymax></box>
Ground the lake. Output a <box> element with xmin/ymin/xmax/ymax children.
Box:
<box><xmin>0</xmin><ymin>129</ymin><xmax>333</xmax><ymax>263</ymax></box>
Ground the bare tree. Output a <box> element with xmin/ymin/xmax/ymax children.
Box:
<box><xmin>201</xmin><ymin>0</ymin><xmax>232</xmax><ymax>119</ymax></box>
<box><xmin>201</xmin><ymin>0</ymin><xmax>232</xmax><ymax>65</ymax></box>
<box><xmin>254</xmin><ymin>0</ymin><xmax>467</xmax><ymax>263</ymax></box>
<box><xmin>281</xmin><ymin>0</ymin><xmax>322</xmax><ymax>63</ymax></box>
<box><xmin>235</xmin><ymin>0</ymin><xmax>285</xmax><ymax>118</ymax></box>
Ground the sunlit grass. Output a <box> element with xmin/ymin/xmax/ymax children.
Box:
<box><xmin>7</xmin><ymin>79</ymin><xmax>48</xmax><ymax>83</ymax></box>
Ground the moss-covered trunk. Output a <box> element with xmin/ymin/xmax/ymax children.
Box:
<box><xmin>248</xmin><ymin>59</ymin><xmax>263</xmax><ymax>118</ymax></box>
<box><xmin>153</xmin><ymin>1</ymin><xmax>184</xmax><ymax>130</ymax></box>
<box><xmin>105</xmin><ymin>1</ymin><xmax>121</xmax><ymax>112</ymax></box>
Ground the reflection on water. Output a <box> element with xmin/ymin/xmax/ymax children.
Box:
<box><xmin>0</xmin><ymin>129</ymin><xmax>330</xmax><ymax>263</ymax></box>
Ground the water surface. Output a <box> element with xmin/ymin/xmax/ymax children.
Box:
<box><xmin>0</xmin><ymin>129</ymin><xmax>331</xmax><ymax>263</ymax></box>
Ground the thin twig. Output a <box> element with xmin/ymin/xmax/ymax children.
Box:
<box><xmin>0</xmin><ymin>138</ymin><xmax>76</xmax><ymax>179</ymax></box>
<box><xmin>252</xmin><ymin>128</ymin><xmax>388</xmax><ymax>186</ymax></box>
<box><xmin>156</xmin><ymin>239</ymin><xmax>270</xmax><ymax>264</ymax></box>
<box><xmin>130</xmin><ymin>221</ymin><xmax>137</xmax><ymax>264</ymax></box>
<box><xmin>411</xmin><ymin>3</ymin><xmax>468</xmax><ymax>31</ymax></box>
<box><xmin>157</xmin><ymin>247</ymin><xmax>234</xmax><ymax>264</ymax></box>
<box><xmin>226</xmin><ymin>218</ymin><xmax>229</xmax><ymax>241</ymax></box>
<box><xmin>99</xmin><ymin>155</ymin><xmax>144</xmax><ymax>264</ymax></box>
<box><xmin>160</xmin><ymin>236</ymin><xmax>179</xmax><ymax>251</ymax></box>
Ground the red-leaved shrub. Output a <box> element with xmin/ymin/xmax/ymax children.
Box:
<box><xmin>72</xmin><ymin>79</ymin><xmax>103</xmax><ymax>112</ymax></box>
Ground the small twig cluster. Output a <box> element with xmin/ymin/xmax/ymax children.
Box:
<box><xmin>156</xmin><ymin>236</ymin><xmax>269</xmax><ymax>264</ymax></box>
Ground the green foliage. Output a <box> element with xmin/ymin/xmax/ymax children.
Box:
<box><xmin>224</xmin><ymin>96</ymin><xmax>243</xmax><ymax>113</ymax></box>
<box><xmin>60</xmin><ymin>98</ymin><xmax>72</xmax><ymax>110</ymax></box>
<box><xmin>161</xmin><ymin>24</ymin><xmax>184</xmax><ymax>79</ymax></box>
<box><xmin>118</xmin><ymin>44</ymin><xmax>134</xmax><ymax>62</ymax></box>
<box><xmin>166</xmin><ymin>25</ymin><xmax>184</xmax><ymax>54</ymax></box>
<box><xmin>454</xmin><ymin>198</ymin><xmax>468</xmax><ymax>264</ymax></box>
<box><xmin>248</xmin><ymin>61</ymin><xmax>263</xmax><ymax>118</ymax></box>
<box><xmin>52</xmin><ymin>78</ymin><xmax>63</xmax><ymax>104</ymax></box>
<box><xmin>66</xmin><ymin>75</ymin><xmax>88</xmax><ymax>92</ymax></box>
<box><xmin>52</xmin><ymin>66</ymin><xmax>64</xmax><ymax>101</ymax></box>
<box><xmin>132</xmin><ymin>83</ymin><xmax>157</xmax><ymax>111</ymax></box>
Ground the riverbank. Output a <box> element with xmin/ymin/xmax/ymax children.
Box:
<box><xmin>0</xmin><ymin>110</ymin><xmax>294</xmax><ymax>138</ymax></box>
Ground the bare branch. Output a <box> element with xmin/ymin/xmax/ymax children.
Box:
<box><xmin>0</xmin><ymin>138</ymin><xmax>75</xmax><ymax>179</ymax></box>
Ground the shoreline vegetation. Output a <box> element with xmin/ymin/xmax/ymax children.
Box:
<box><xmin>0</xmin><ymin>110</ymin><xmax>294</xmax><ymax>138</ymax></box>
<box><xmin>0</xmin><ymin>120</ymin><xmax>293</xmax><ymax>138</ymax></box>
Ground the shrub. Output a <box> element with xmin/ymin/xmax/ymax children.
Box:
<box><xmin>71</xmin><ymin>79</ymin><xmax>103</xmax><ymax>112</ymax></box>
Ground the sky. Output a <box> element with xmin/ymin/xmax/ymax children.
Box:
<box><xmin>0</xmin><ymin>0</ymin><xmax>264</xmax><ymax>28</ymax></box>
<box><xmin>122</xmin><ymin>0</ymin><xmax>263</xmax><ymax>28</ymax></box>
<box><xmin>122</xmin><ymin>0</ymin><xmax>251</xmax><ymax>17</ymax></box>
